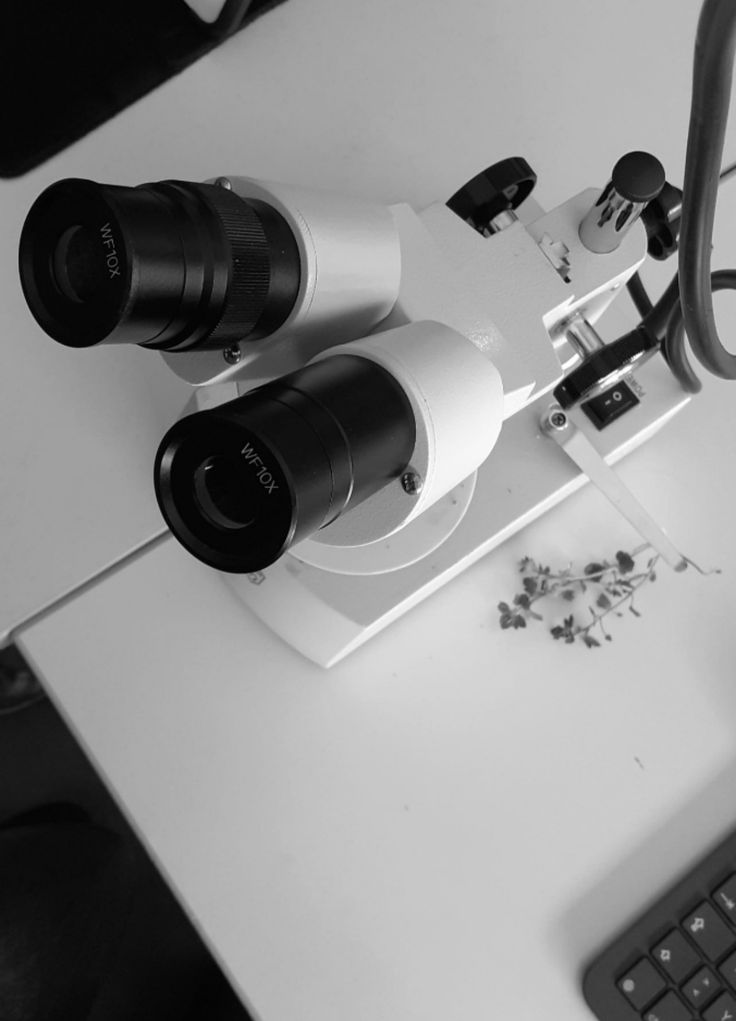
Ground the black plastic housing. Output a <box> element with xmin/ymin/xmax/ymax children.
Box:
<box><xmin>554</xmin><ymin>327</ymin><xmax>658</xmax><ymax>409</ymax></box>
<box><xmin>154</xmin><ymin>355</ymin><xmax>417</xmax><ymax>573</ymax></box>
<box><xmin>642</xmin><ymin>182</ymin><xmax>684</xmax><ymax>261</ymax></box>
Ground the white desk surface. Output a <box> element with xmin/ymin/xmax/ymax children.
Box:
<box><xmin>5</xmin><ymin>1</ymin><xmax>736</xmax><ymax>1019</ymax></box>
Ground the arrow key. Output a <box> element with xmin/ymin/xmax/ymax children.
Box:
<box><xmin>719</xmin><ymin>949</ymin><xmax>736</xmax><ymax>989</ymax></box>
<box><xmin>683</xmin><ymin>966</ymin><xmax>721</xmax><ymax>1008</ymax></box>
<box><xmin>644</xmin><ymin>991</ymin><xmax>699</xmax><ymax>1021</ymax></box>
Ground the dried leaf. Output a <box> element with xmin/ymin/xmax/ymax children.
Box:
<box><xmin>561</xmin><ymin>589</ymin><xmax>576</xmax><ymax>601</ymax></box>
<box><xmin>583</xmin><ymin>634</ymin><xmax>601</xmax><ymax>648</ymax></box>
<box><xmin>523</xmin><ymin>576</ymin><xmax>538</xmax><ymax>596</ymax></box>
<box><xmin>596</xmin><ymin>593</ymin><xmax>611</xmax><ymax>610</ymax></box>
<box><xmin>616</xmin><ymin>550</ymin><xmax>635</xmax><ymax>574</ymax></box>
<box><xmin>585</xmin><ymin>562</ymin><xmax>606</xmax><ymax>578</ymax></box>
<box><xmin>498</xmin><ymin>601</ymin><xmax>510</xmax><ymax>614</ymax></box>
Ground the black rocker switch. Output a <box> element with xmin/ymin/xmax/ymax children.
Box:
<box><xmin>581</xmin><ymin>381</ymin><xmax>640</xmax><ymax>430</ymax></box>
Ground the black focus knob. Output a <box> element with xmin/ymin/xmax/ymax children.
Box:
<box><xmin>447</xmin><ymin>157</ymin><xmax>537</xmax><ymax>232</ymax></box>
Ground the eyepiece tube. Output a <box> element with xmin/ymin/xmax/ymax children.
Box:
<box><xmin>154</xmin><ymin>354</ymin><xmax>417</xmax><ymax>572</ymax></box>
<box><xmin>18</xmin><ymin>177</ymin><xmax>301</xmax><ymax>351</ymax></box>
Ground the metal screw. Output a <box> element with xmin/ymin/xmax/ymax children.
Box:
<box><xmin>215</xmin><ymin>176</ymin><xmax>232</xmax><ymax>190</ymax></box>
<box><xmin>223</xmin><ymin>344</ymin><xmax>242</xmax><ymax>365</ymax></box>
<box><xmin>542</xmin><ymin>407</ymin><xmax>569</xmax><ymax>433</ymax></box>
<box><xmin>401</xmin><ymin>471</ymin><xmax>423</xmax><ymax>496</ymax></box>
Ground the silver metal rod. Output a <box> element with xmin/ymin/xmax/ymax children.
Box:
<box><xmin>541</xmin><ymin>406</ymin><xmax>687</xmax><ymax>571</ymax></box>
<box><xmin>565</xmin><ymin>318</ymin><xmax>605</xmax><ymax>358</ymax></box>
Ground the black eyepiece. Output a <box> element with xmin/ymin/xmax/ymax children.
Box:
<box><xmin>154</xmin><ymin>355</ymin><xmax>416</xmax><ymax>573</ymax></box>
<box><xmin>19</xmin><ymin>177</ymin><xmax>301</xmax><ymax>351</ymax></box>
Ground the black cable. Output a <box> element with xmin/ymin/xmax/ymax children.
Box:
<box><xmin>664</xmin><ymin>306</ymin><xmax>703</xmax><ymax>395</ymax></box>
<box><xmin>633</xmin><ymin>159</ymin><xmax>736</xmax><ymax>344</ymax></box>
<box><xmin>626</xmin><ymin>272</ymin><xmax>654</xmax><ymax>318</ymax></box>
<box><xmin>664</xmin><ymin>269</ymin><xmax>736</xmax><ymax>394</ymax></box>
<box><xmin>627</xmin><ymin>150</ymin><xmax>736</xmax><ymax>385</ymax></box>
<box><xmin>641</xmin><ymin>273</ymin><xmax>680</xmax><ymax>340</ymax></box>
<box><xmin>678</xmin><ymin>0</ymin><xmax>736</xmax><ymax>379</ymax></box>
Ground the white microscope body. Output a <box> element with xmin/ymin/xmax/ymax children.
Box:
<box><xmin>18</xmin><ymin>158</ymin><xmax>688</xmax><ymax>665</ymax></box>
<box><xmin>156</xmin><ymin>166</ymin><xmax>686</xmax><ymax>664</ymax></box>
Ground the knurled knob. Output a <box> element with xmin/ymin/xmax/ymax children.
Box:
<box><xmin>447</xmin><ymin>157</ymin><xmax>537</xmax><ymax>230</ymax></box>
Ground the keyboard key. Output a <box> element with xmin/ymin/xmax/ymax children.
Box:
<box><xmin>704</xmin><ymin>990</ymin><xmax>736</xmax><ymax>1021</ymax></box>
<box><xmin>618</xmin><ymin>958</ymin><xmax>666</xmax><ymax>1010</ymax></box>
<box><xmin>652</xmin><ymin>929</ymin><xmax>701</xmax><ymax>982</ymax></box>
<box><xmin>715</xmin><ymin>876</ymin><xmax>736</xmax><ymax>921</ymax></box>
<box><xmin>719</xmin><ymin>949</ymin><xmax>736</xmax><ymax>989</ymax></box>
<box><xmin>682</xmin><ymin>902</ymin><xmax>736</xmax><ymax>961</ymax></box>
<box><xmin>643</xmin><ymin>991</ymin><xmax>696</xmax><ymax>1021</ymax></box>
<box><xmin>682</xmin><ymin>966</ymin><xmax>721</xmax><ymax>1007</ymax></box>
<box><xmin>582</xmin><ymin>825</ymin><xmax>736</xmax><ymax>1021</ymax></box>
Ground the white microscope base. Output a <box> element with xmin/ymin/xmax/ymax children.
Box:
<box><xmin>224</xmin><ymin>361</ymin><xmax>689</xmax><ymax>667</ymax></box>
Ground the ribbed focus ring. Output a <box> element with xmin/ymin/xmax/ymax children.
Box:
<box><xmin>17</xmin><ymin>175</ymin><xmax>302</xmax><ymax>353</ymax></box>
<box><xmin>196</xmin><ymin>184</ymin><xmax>271</xmax><ymax>343</ymax></box>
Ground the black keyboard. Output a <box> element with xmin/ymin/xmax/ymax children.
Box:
<box><xmin>584</xmin><ymin>827</ymin><xmax>736</xmax><ymax>1021</ymax></box>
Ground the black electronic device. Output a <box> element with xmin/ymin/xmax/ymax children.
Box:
<box><xmin>1</xmin><ymin>0</ymin><xmax>286</xmax><ymax>178</ymax></box>
<box><xmin>584</xmin><ymin>825</ymin><xmax>736</xmax><ymax>1021</ymax></box>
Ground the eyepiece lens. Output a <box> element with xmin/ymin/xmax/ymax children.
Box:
<box><xmin>20</xmin><ymin>177</ymin><xmax>301</xmax><ymax>351</ymax></box>
<box><xmin>51</xmin><ymin>225</ymin><xmax>106</xmax><ymax>304</ymax></box>
<box><xmin>193</xmin><ymin>455</ymin><xmax>259</xmax><ymax>531</ymax></box>
<box><xmin>155</xmin><ymin>355</ymin><xmax>417</xmax><ymax>573</ymax></box>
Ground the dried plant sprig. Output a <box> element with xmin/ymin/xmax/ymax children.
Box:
<box><xmin>497</xmin><ymin>544</ymin><xmax>719</xmax><ymax>648</ymax></box>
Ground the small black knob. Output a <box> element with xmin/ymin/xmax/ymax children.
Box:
<box><xmin>580</xmin><ymin>151</ymin><xmax>666</xmax><ymax>254</ymax></box>
<box><xmin>447</xmin><ymin>157</ymin><xmax>537</xmax><ymax>232</ymax></box>
<box><xmin>611</xmin><ymin>151</ymin><xmax>666</xmax><ymax>204</ymax></box>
